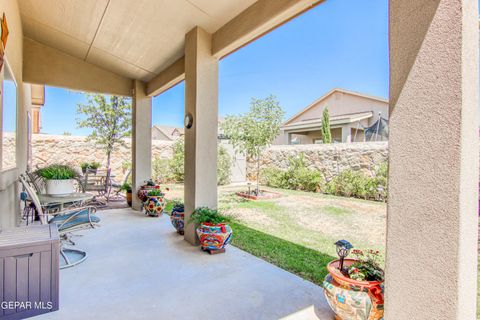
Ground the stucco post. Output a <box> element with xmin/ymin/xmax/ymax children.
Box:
<box><xmin>183</xmin><ymin>27</ymin><xmax>219</xmax><ymax>245</ymax></box>
<box><xmin>131</xmin><ymin>80</ymin><xmax>152</xmax><ymax>211</ymax></box>
<box><xmin>286</xmin><ymin>132</ymin><xmax>292</xmax><ymax>145</ymax></box>
<box><xmin>341</xmin><ymin>126</ymin><xmax>351</xmax><ymax>143</ymax></box>
<box><xmin>386</xmin><ymin>1</ymin><xmax>478</xmax><ymax>319</ymax></box>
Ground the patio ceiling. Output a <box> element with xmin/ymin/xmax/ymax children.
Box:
<box><xmin>18</xmin><ymin>0</ymin><xmax>257</xmax><ymax>81</ymax></box>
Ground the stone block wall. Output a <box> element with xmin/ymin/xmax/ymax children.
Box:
<box><xmin>246</xmin><ymin>142</ymin><xmax>389</xmax><ymax>181</ymax></box>
<box><xmin>19</xmin><ymin>134</ymin><xmax>389</xmax><ymax>183</ymax></box>
<box><xmin>29</xmin><ymin>134</ymin><xmax>174</xmax><ymax>179</ymax></box>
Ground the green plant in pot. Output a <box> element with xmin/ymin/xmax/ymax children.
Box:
<box><xmin>144</xmin><ymin>188</ymin><xmax>166</xmax><ymax>217</ymax></box>
<box><xmin>36</xmin><ymin>164</ymin><xmax>79</xmax><ymax>196</ymax></box>
<box><xmin>190</xmin><ymin>207</ymin><xmax>232</xmax><ymax>253</ymax></box>
<box><xmin>120</xmin><ymin>182</ymin><xmax>132</xmax><ymax>207</ymax></box>
<box><xmin>80</xmin><ymin>161</ymin><xmax>101</xmax><ymax>174</ymax></box>
<box><xmin>323</xmin><ymin>240</ymin><xmax>385</xmax><ymax>320</ymax></box>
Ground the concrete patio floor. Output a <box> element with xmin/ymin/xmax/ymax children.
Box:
<box><xmin>37</xmin><ymin>208</ymin><xmax>334</xmax><ymax>320</ymax></box>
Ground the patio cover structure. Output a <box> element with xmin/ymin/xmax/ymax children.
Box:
<box><xmin>0</xmin><ymin>0</ymin><xmax>478</xmax><ymax>319</ymax></box>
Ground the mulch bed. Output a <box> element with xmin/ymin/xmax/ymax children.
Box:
<box><xmin>236</xmin><ymin>190</ymin><xmax>282</xmax><ymax>200</ymax></box>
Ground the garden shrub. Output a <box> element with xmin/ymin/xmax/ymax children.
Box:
<box><xmin>262</xmin><ymin>155</ymin><xmax>388</xmax><ymax>201</ymax></box>
<box><xmin>217</xmin><ymin>146</ymin><xmax>232</xmax><ymax>186</ymax></box>
<box><xmin>324</xmin><ymin>162</ymin><xmax>388</xmax><ymax>201</ymax></box>
<box><xmin>262</xmin><ymin>153</ymin><xmax>323</xmax><ymax>192</ymax></box>
<box><xmin>152</xmin><ymin>157</ymin><xmax>172</xmax><ymax>183</ymax></box>
<box><xmin>152</xmin><ymin>139</ymin><xmax>231</xmax><ymax>186</ymax></box>
<box><xmin>168</xmin><ymin>139</ymin><xmax>185</xmax><ymax>182</ymax></box>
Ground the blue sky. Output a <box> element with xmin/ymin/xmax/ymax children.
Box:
<box><xmin>40</xmin><ymin>0</ymin><xmax>389</xmax><ymax>135</ymax></box>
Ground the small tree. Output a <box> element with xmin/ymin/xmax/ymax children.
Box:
<box><xmin>221</xmin><ymin>95</ymin><xmax>284</xmax><ymax>194</ymax></box>
<box><xmin>321</xmin><ymin>107</ymin><xmax>332</xmax><ymax>143</ymax></box>
<box><xmin>77</xmin><ymin>94</ymin><xmax>132</xmax><ymax>171</ymax></box>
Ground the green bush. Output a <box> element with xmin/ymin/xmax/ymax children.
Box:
<box><xmin>152</xmin><ymin>157</ymin><xmax>172</xmax><ymax>183</ymax></box>
<box><xmin>36</xmin><ymin>164</ymin><xmax>79</xmax><ymax>180</ymax></box>
<box><xmin>262</xmin><ymin>153</ymin><xmax>323</xmax><ymax>192</ymax></box>
<box><xmin>152</xmin><ymin>139</ymin><xmax>232</xmax><ymax>186</ymax></box>
<box><xmin>189</xmin><ymin>207</ymin><xmax>229</xmax><ymax>225</ymax></box>
<box><xmin>168</xmin><ymin>139</ymin><xmax>185</xmax><ymax>182</ymax></box>
<box><xmin>217</xmin><ymin>145</ymin><xmax>232</xmax><ymax>185</ymax></box>
<box><xmin>262</xmin><ymin>155</ymin><xmax>388</xmax><ymax>201</ymax></box>
<box><xmin>324</xmin><ymin>162</ymin><xmax>388</xmax><ymax>201</ymax></box>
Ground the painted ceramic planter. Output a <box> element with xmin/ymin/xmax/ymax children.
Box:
<box><xmin>323</xmin><ymin>259</ymin><xmax>384</xmax><ymax>320</ymax></box>
<box><xmin>170</xmin><ymin>206</ymin><xmax>185</xmax><ymax>234</ymax></box>
<box><xmin>137</xmin><ymin>186</ymin><xmax>156</xmax><ymax>203</ymax></box>
<box><xmin>144</xmin><ymin>195</ymin><xmax>166</xmax><ymax>217</ymax></box>
<box><xmin>196</xmin><ymin>223</ymin><xmax>233</xmax><ymax>251</ymax></box>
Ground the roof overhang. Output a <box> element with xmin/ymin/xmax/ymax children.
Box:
<box><xmin>19</xmin><ymin>0</ymin><xmax>324</xmax><ymax>96</ymax></box>
<box><xmin>282</xmin><ymin>111</ymin><xmax>373</xmax><ymax>132</ymax></box>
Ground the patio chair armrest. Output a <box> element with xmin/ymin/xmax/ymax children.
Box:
<box><xmin>56</xmin><ymin>205</ymin><xmax>97</xmax><ymax>216</ymax></box>
<box><xmin>55</xmin><ymin>206</ymin><xmax>98</xmax><ymax>230</ymax></box>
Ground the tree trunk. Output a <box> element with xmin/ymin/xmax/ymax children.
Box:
<box><xmin>106</xmin><ymin>150</ymin><xmax>111</xmax><ymax>172</ymax></box>
<box><xmin>256</xmin><ymin>154</ymin><xmax>260</xmax><ymax>195</ymax></box>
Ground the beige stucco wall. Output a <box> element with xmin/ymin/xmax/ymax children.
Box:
<box><xmin>275</xmin><ymin>90</ymin><xmax>388</xmax><ymax>145</ymax></box>
<box><xmin>386</xmin><ymin>1</ymin><xmax>478</xmax><ymax>319</ymax></box>
<box><xmin>0</xmin><ymin>0</ymin><xmax>26</xmax><ymax>229</ymax></box>
<box><xmin>287</xmin><ymin>91</ymin><xmax>388</xmax><ymax>126</ymax></box>
<box><xmin>23</xmin><ymin>38</ymin><xmax>133</xmax><ymax>97</ymax></box>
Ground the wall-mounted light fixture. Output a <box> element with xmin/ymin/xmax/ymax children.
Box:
<box><xmin>184</xmin><ymin>113</ymin><xmax>193</xmax><ymax>129</ymax></box>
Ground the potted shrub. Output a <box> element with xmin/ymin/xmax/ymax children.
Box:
<box><xmin>89</xmin><ymin>161</ymin><xmax>101</xmax><ymax>174</ymax></box>
<box><xmin>323</xmin><ymin>242</ymin><xmax>384</xmax><ymax>320</ymax></box>
<box><xmin>189</xmin><ymin>207</ymin><xmax>232</xmax><ymax>254</ymax></box>
<box><xmin>36</xmin><ymin>164</ymin><xmax>79</xmax><ymax>196</ymax></box>
<box><xmin>144</xmin><ymin>188</ymin><xmax>166</xmax><ymax>217</ymax></box>
<box><xmin>80</xmin><ymin>161</ymin><xmax>101</xmax><ymax>174</ymax></box>
<box><xmin>169</xmin><ymin>200</ymin><xmax>185</xmax><ymax>235</ymax></box>
<box><xmin>80</xmin><ymin>162</ymin><xmax>89</xmax><ymax>174</ymax></box>
<box><xmin>137</xmin><ymin>179</ymin><xmax>157</xmax><ymax>202</ymax></box>
<box><xmin>120</xmin><ymin>182</ymin><xmax>132</xmax><ymax>207</ymax></box>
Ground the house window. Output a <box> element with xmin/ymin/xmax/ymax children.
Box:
<box><xmin>313</xmin><ymin>139</ymin><xmax>323</xmax><ymax>144</ymax></box>
<box><xmin>2</xmin><ymin>60</ymin><xmax>17</xmax><ymax>170</ymax></box>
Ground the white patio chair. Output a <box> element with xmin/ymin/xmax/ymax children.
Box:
<box><xmin>19</xmin><ymin>175</ymin><xmax>101</xmax><ymax>268</ymax></box>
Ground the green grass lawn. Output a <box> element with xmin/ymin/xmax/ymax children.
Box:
<box><xmin>166</xmin><ymin>184</ymin><xmax>480</xmax><ymax>317</ymax></box>
<box><xmin>164</xmin><ymin>184</ymin><xmax>386</xmax><ymax>285</ymax></box>
<box><xmin>229</xmin><ymin>221</ymin><xmax>334</xmax><ymax>284</ymax></box>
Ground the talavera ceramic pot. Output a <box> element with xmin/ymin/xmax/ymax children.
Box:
<box><xmin>137</xmin><ymin>186</ymin><xmax>156</xmax><ymax>202</ymax></box>
<box><xmin>323</xmin><ymin>259</ymin><xmax>384</xmax><ymax>320</ymax></box>
<box><xmin>196</xmin><ymin>223</ymin><xmax>232</xmax><ymax>251</ymax></box>
<box><xmin>170</xmin><ymin>206</ymin><xmax>185</xmax><ymax>234</ymax></box>
<box><xmin>144</xmin><ymin>195</ymin><xmax>166</xmax><ymax>217</ymax></box>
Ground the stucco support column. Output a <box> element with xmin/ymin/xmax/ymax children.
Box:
<box><xmin>132</xmin><ymin>80</ymin><xmax>152</xmax><ymax>211</ymax></box>
<box><xmin>184</xmin><ymin>27</ymin><xmax>219</xmax><ymax>245</ymax></box>
<box><xmin>386</xmin><ymin>1</ymin><xmax>478</xmax><ymax>319</ymax></box>
<box><xmin>341</xmin><ymin>126</ymin><xmax>351</xmax><ymax>143</ymax></box>
<box><xmin>286</xmin><ymin>132</ymin><xmax>292</xmax><ymax>145</ymax></box>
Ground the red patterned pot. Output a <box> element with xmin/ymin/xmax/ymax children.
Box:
<box><xmin>144</xmin><ymin>195</ymin><xmax>166</xmax><ymax>217</ymax></box>
<box><xmin>137</xmin><ymin>186</ymin><xmax>156</xmax><ymax>202</ymax></box>
<box><xmin>196</xmin><ymin>223</ymin><xmax>232</xmax><ymax>251</ymax></box>
<box><xmin>323</xmin><ymin>259</ymin><xmax>384</xmax><ymax>320</ymax></box>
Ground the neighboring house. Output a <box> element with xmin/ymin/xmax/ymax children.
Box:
<box><xmin>152</xmin><ymin>125</ymin><xmax>184</xmax><ymax>141</ymax></box>
<box><xmin>275</xmin><ymin>88</ymin><xmax>389</xmax><ymax>145</ymax></box>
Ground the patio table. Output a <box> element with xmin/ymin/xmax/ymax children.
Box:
<box><xmin>38</xmin><ymin>192</ymin><xmax>94</xmax><ymax>210</ymax></box>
